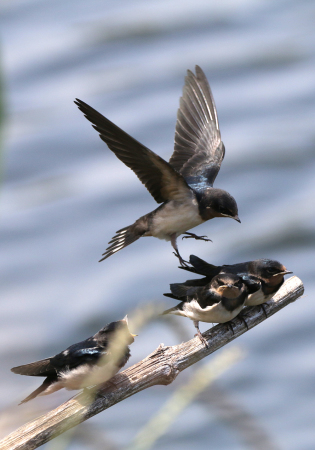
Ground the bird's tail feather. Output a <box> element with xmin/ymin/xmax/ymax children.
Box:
<box><xmin>161</xmin><ymin>306</ymin><xmax>178</xmax><ymax>315</ymax></box>
<box><xmin>19</xmin><ymin>379</ymin><xmax>52</xmax><ymax>405</ymax></box>
<box><xmin>188</xmin><ymin>255</ymin><xmax>219</xmax><ymax>276</ymax></box>
<box><xmin>99</xmin><ymin>223</ymin><xmax>146</xmax><ymax>262</ymax></box>
<box><xmin>161</xmin><ymin>303</ymin><xmax>184</xmax><ymax>315</ymax></box>
<box><xmin>179</xmin><ymin>254</ymin><xmax>216</xmax><ymax>275</ymax></box>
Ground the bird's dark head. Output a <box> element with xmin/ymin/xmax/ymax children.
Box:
<box><xmin>251</xmin><ymin>259</ymin><xmax>292</xmax><ymax>285</ymax></box>
<box><xmin>197</xmin><ymin>188</ymin><xmax>240</xmax><ymax>222</ymax></box>
<box><xmin>94</xmin><ymin>316</ymin><xmax>137</xmax><ymax>346</ymax></box>
<box><xmin>211</xmin><ymin>273</ymin><xmax>244</xmax><ymax>299</ymax></box>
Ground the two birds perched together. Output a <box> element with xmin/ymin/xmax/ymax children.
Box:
<box><xmin>12</xmin><ymin>67</ymin><xmax>292</xmax><ymax>403</ymax></box>
<box><xmin>163</xmin><ymin>255</ymin><xmax>291</xmax><ymax>346</ymax></box>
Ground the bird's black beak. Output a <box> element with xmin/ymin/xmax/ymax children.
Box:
<box><xmin>273</xmin><ymin>270</ymin><xmax>293</xmax><ymax>276</ymax></box>
<box><xmin>234</xmin><ymin>215</ymin><xmax>241</xmax><ymax>223</ymax></box>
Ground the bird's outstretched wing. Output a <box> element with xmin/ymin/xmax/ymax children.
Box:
<box><xmin>11</xmin><ymin>358</ymin><xmax>55</xmax><ymax>377</ymax></box>
<box><xmin>75</xmin><ymin>99</ymin><xmax>191</xmax><ymax>204</ymax></box>
<box><xmin>169</xmin><ymin>66</ymin><xmax>225</xmax><ymax>186</ymax></box>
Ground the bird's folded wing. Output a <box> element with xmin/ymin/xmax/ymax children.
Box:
<box><xmin>241</xmin><ymin>275</ymin><xmax>261</xmax><ymax>294</ymax></box>
<box><xmin>179</xmin><ymin>277</ymin><xmax>210</xmax><ymax>287</ymax></box>
<box><xmin>75</xmin><ymin>99</ymin><xmax>191</xmax><ymax>203</ymax></box>
<box><xmin>163</xmin><ymin>292</ymin><xmax>180</xmax><ymax>300</ymax></box>
<box><xmin>195</xmin><ymin>290</ymin><xmax>221</xmax><ymax>309</ymax></box>
<box><xmin>169</xmin><ymin>283</ymin><xmax>200</xmax><ymax>299</ymax></box>
<box><xmin>52</xmin><ymin>347</ymin><xmax>106</xmax><ymax>371</ymax></box>
<box><xmin>169</xmin><ymin>66</ymin><xmax>224</xmax><ymax>186</ymax></box>
<box><xmin>169</xmin><ymin>283</ymin><xmax>191</xmax><ymax>298</ymax></box>
<box><xmin>70</xmin><ymin>347</ymin><xmax>105</xmax><ymax>361</ymax></box>
<box><xmin>11</xmin><ymin>358</ymin><xmax>54</xmax><ymax>377</ymax></box>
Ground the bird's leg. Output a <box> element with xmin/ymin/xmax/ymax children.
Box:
<box><xmin>194</xmin><ymin>320</ymin><xmax>209</xmax><ymax>348</ymax></box>
<box><xmin>182</xmin><ymin>232</ymin><xmax>212</xmax><ymax>242</ymax></box>
<box><xmin>171</xmin><ymin>233</ymin><xmax>189</xmax><ymax>267</ymax></box>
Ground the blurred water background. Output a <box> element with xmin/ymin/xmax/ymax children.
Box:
<box><xmin>0</xmin><ymin>0</ymin><xmax>315</xmax><ymax>448</ymax></box>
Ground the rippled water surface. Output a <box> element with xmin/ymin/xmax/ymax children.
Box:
<box><xmin>1</xmin><ymin>1</ymin><xmax>315</xmax><ymax>448</ymax></box>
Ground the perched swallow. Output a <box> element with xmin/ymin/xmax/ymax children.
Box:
<box><xmin>75</xmin><ymin>66</ymin><xmax>240</xmax><ymax>266</ymax></box>
<box><xmin>11</xmin><ymin>317</ymin><xmax>136</xmax><ymax>404</ymax></box>
<box><xmin>162</xmin><ymin>273</ymin><xmax>260</xmax><ymax>347</ymax></box>
<box><xmin>173</xmin><ymin>255</ymin><xmax>292</xmax><ymax>311</ymax></box>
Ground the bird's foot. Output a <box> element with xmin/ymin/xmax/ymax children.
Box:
<box><xmin>173</xmin><ymin>250</ymin><xmax>189</xmax><ymax>267</ymax></box>
<box><xmin>194</xmin><ymin>330</ymin><xmax>209</xmax><ymax>348</ymax></box>
<box><xmin>182</xmin><ymin>232</ymin><xmax>212</xmax><ymax>242</ymax></box>
<box><xmin>238</xmin><ymin>313</ymin><xmax>249</xmax><ymax>330</ymax></box>
<box><xmin>225</xmin><ymin>321</ymin><xmax>235</xmax><ymax>335</ymax></box>
<box><xmin>260</xmin><ymin>304</ymin><xmax>268</xmax><ymax>318</ymax></box>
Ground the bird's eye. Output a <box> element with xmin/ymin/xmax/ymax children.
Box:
<box><xmin>219</xmin><ymin>207</ymin><xmax>231</xmax><ymax>216</ymax></box>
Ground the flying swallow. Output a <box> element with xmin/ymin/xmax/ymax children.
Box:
<box><xmin>173</xmin><ymin>255</ymin><xmax>292</xmax><ymax>312</ymax></box>
<box><xmin>75</xmin><ymin>66</ymin><xmax>239</xmax><ymax>266</ymax></box>
<box><xmin>11</xmin><ymin>317</ymin><xmax>136</xmax><ymax>404</ymax></box>
<box><xmin>162</xmin><ymin>273</ymin><xmax>260</xmax><ymax>347</ymax></box>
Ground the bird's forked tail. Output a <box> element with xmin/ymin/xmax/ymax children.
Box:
<box><xmin>99</xmin><ymin>220</ymin><xmax>148</xmax><ymax>262</ymax></box>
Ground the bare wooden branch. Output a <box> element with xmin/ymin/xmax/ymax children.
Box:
<box><xmin>0</xmin><ymin>276</ymin><xmax>304</xmax><ymax>450</ymax></box>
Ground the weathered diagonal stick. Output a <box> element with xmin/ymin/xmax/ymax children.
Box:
<box><xmin>0</xmin><ymin>276</ymin><xmax>304</xmax><ymax>450</ymax></box>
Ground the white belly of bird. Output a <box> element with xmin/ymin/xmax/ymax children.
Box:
<box><xmin>40</xmin><ymin>362</ymin><xmax>120</xmax><ymax>395</ymax></box>
<box><xmin>245</xmin><ymin>290</ymin><xmax>272</xmax><ymax>306</ymax></box>
<box><xmin>150</xmin><ymin>198</ymin><xmax>202</xmax><ymax>240</ymax></box>
<box><xmin>178</xmin><ymin>300</ymin><xmax>244</xmax><ymax>323</ymax></box>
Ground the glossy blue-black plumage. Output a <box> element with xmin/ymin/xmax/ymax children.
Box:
<box><xmin>11</xmin><ymin>319</ymin><xmax>135</xmax><ymax>404</ymax></box>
